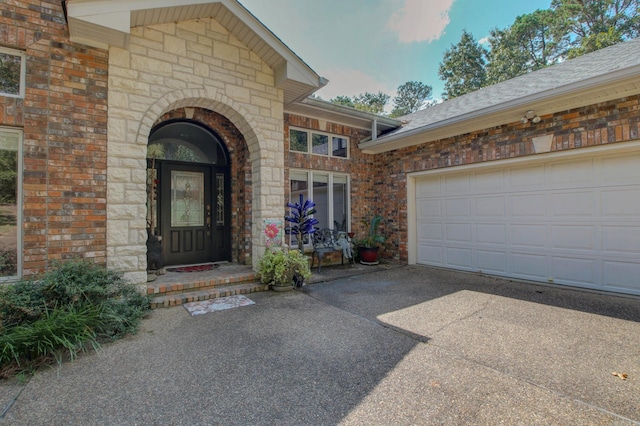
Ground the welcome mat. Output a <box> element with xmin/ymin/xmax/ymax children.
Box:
<box><xmin>167</xmin><ymin>264</ymin><xmax>220</xmax><ymax>273</ymax></box>
<box><xmin>183</xmin><ymin>295</ymin><xmax>255</xmax><ymax>316</ymax></box>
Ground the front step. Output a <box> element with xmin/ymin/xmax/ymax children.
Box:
<box><xmin>146</xmin><ymin>265</ymin><xmax>267</xmax><ymax>308</ymax></box>
<box><xmin>150</xmin><ymin>281</ymin><xmax>269</xmax><ymax>309</ymax></box>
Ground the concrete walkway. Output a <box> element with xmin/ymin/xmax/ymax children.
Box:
<box><xmin>1</xmin><ymin>265</ymin><xmax>639</xmax><ymax>425</ymax></box>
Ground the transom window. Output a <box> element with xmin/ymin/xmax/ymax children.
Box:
<box><xmin>289</xmin><ymin>128</ymin><xmax>349</xmax><ymax>158</ymax></box>
<box><xmin>289</xmin><ymin>170</ymin><xmax>350</xmax><ymax>246</ymax></box>
<box><xmin>0</xmin><ymin>47</ymin><xmax>25</xmax><ymax>98</ymax></box>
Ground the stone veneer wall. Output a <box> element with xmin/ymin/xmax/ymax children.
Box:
<box><xmin>0</xmin><ymin>1</ymin><xmax>108</xmax><ymax>277</ymax></box>
<box><xmin>372</xmin><ymin>95</ymin><xmax>640</xmax><ymax>263</ymax></box>
<box><xmin>107</xmin><ymin>18</ymin><xmax>284</xmax><ymax>283</ymax></box>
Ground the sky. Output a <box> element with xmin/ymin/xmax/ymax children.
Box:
<box><xmin>238</xmin><ymin>0</ymin><xmax>551</xmax><ymax>106</ymax></box>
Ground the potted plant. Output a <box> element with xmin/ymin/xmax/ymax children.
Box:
<box><xmin>285</xmin><ymin>194</ymin><xmax>319</xmax><ymax>252</ymax></box>
<box><xmin>355</xmin><ymin>214</ymin><xmax>385</xmax><ymax>265</ymax></box>
<box><xmin>257</xmin><ymin>247</ymin><xmax>311</xmax><ymax>291</ymax></box>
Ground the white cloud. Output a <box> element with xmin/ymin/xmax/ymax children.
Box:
<box><xmin>314</xmin><ymin>68</ymin><xmax>394</xmax><ymax>101</ymax></box>
<box><xmin>386</xmin><ymin>0</ymin><xmax>455</xmax><ymax>44</ymax></box>
<box><xmin>478</xmin><ymin>36</ymin><xmax>490</xmax><ymax>45</ymax></box>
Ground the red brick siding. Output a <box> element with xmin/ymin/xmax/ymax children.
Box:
<box><xmin>0</xmin><ymin>0</ymin><xmax>109</xmax><ymax>277</ymax></box>
<box><xmin>374</xmin><ymin>95</ymin><xmax>640</xmax><ymax>263</ymax></box>
<box><xmin>154</xmin><ymin>108</ymin><xmax>252</xmax><ymax>264</ymax></box>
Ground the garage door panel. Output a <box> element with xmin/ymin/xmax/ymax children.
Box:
<box><xmin>602</xmin><ymin>154</ymin><xmax>640</xmax><ymax>183</ymax></box>
<box><xmin>445</xmin><ymin>247</ymin><xmax>473</xmax><ymax>269</ymax></box>
<box><xmin>444</xmin><ymin>174</ymin><xmax>470</xmax><ymax>194</ymax></box>
<box><xmin>477</xmin><ymin>250</ymin><xmax>508</xmax><ymax>274</ymax></box>
<box><xmin>601</xmin><ymin>189</ymin><xmax>640</xmax><ymax>217</ymax></box>
<box><xmin>419</xmin><ymin>223</ymin><xmax>442</xmax><ymax>241</ymax></box>
<box><xmin>550</xmin><ymin>192</ymin><xmax>594</xmax><ymax>217</ymax></box>
<box><xmin>446</xmin><ymin>223</ymin><xmax>471</xmax><ymax>242</ymax></box>
<box><xmin>549</xmin><ymin>159</ymin><xmax>593</xmax><ymax>187</ymax></box>
<box><xmin>511</xmin><ymin>253</ymin><xmax>548</xmax><ymax>279</ymax></box>
<box><xmin>445</xmin><ymin>198</ymin><xmax>470</xmax><ymax>217</ymax></box>
<box><xmin>474</xmin><ymin>170</ymin><xmax>505</xmax><ymax>192</ymax></box>
<box><xmin>510</xmin><ymin>165</ymin><xmax>546</xmax><ymax>188</ymax></box>
<box><xmin>417</xmin><ymin>177</ymin><xmax>442</xmax><ymax>196</ymax></box>
<box><xmin>511</xmin><ymin>194</ymin><xmax>546</xmax><ymax>217</ymax></box>
<box><xmin>602</xmin><ymin>226</ymin><xmax>640</xmax><ymax>253</ymax></box>
<box><xmin>476</xmin><ymin>224</ymin><xmax>506</xmax><ymax>244</ymax></box>
<box><xmin>552</xmin><ymin>257</ymin><xmax>598</xmax><ymax>285</ymax></box>
<box><xmin>511</xmin><ymin>224</ymin><xmax>547</xmax><ymax>248</ymax></box>
<box><xmin>551</xmin><ymin>225</ymin><xmax>595</xmax><ymax>250</ymax></box>
<box><xmin>603</xmin><ymin>261</ymin><xmax>640</xmax><ymax>292</ymax></box>
<box><xmin>475</xmin><ymin>196</ymin><xmax>506</xmax><ymax>217</ymax></box>
<box><xmin>418</xmin><ymin>199</ymin><xmax>442</xmax><ymax>218</ymax></box>
<box><xmin>415</xmin><ymin>147</ymin><xmax>640</xmax><ymax>295</ymax></box>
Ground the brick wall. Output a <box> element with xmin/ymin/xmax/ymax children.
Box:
<box><xmin>373</xmin><ymin>95</ymin><xmax>640</xmax><ymax>262</ymax></box>
<box><xmin>0</xmin><ymin>0</ymin><xmax>108</xmax><ymax>277</ymax></box>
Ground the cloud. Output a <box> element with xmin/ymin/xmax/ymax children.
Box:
<box><xmin>314</xmin><ymin>68</ymin><xmax>394</xmax><ymax>101</ymax></box>
<box><xmin>386</xmin><ymin>0</ymin><xmax>455</xmax><ymax>43</ymax></box>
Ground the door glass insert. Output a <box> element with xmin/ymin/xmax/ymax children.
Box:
<box><xmin>171</xmin><ymin>170</ymin><xmax>204</xmax><ymax>227</ymax></box>
<box><xmin>216</xmin><ymin>173</ymin><xmax>225</xmax><ymax>225</ymax></box>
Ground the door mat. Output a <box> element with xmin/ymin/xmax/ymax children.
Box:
<box><xmin>167</xmin><ymin>264</ymin><xmax>220</xmax><ymax>273</ymax></box>
<box><xmin>183</xmin><ymin>295</ymin><xmax>255</xmax><ymax>316</ymax></box>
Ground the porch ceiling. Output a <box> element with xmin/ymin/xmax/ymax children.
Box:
<box><xmin>64</xmin><ymin>0</ymin><xmax>326</xmax><ymax>105</ymax></box>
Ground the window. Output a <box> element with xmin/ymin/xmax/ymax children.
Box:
<box><xmin>0</xmin><ymin>128</ymin><xmax>21</xmax><ymax>279</ymax></box>
<box><xmin>289</xmin><ymin>170</ymin><xmax>350</xmax><ymax>246</ymax></box>
<box><xmin>289</xmin><ymin>128</ymin><xmax>349</xmax><ymax>158</ymax></box>
<box><xmin>0</xmin><ymin>47</ymin><xmax>25</xmax><ymax>98</ymax></box>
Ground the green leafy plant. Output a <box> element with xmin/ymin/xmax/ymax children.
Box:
<box><xmin>354</xmin><ymin>214</ymin><xmax>385</xmax><ymax>248</ymax></box>
<box><xmin>257</xmin><ymin>247</ymin><xmax>311</xmax><ymax>287</ymax></box>
<box><xmin>0</xmin><ymin>261</ymin><xmax>151</xmax><ymax>378</ymax></box>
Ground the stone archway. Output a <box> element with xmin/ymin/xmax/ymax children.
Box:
<box><xmin>107</xmin><ymin>88</ymin><xmax>285</xmax><ymax>283</ymax></box>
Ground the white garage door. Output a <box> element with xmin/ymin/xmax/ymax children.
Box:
<box><xmin>415</xmin><ymin>147</ymin><xmax>640</xmax><ymax>295</ymax></box>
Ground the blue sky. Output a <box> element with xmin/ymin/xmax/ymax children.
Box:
<box><xmin>238</xmin><ymin>0</ymin><xmax>551</xmax><ymax>105</ymax></box>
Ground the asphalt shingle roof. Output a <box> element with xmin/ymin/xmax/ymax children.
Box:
<box><xmin>383</xmin><ymin>37</ymin><xmax>640</xmax><ymax>139</ymax></box>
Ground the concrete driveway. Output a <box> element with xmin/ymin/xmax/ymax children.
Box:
<box><xmin>1</xmin><ymin>265</ymin><xmax>639</xmax><ymax>425</ymax></box>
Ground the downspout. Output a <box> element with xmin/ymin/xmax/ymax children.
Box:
<box><xmin>371</xmin><ymin>118</ymin><xmax>377</xmax><ymax>141</ymax></box>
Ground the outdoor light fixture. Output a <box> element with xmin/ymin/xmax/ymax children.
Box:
<box><xmin>521</xmin><ymin>110</ymin><xmax>541</xmax><ymax>124</ymax></box>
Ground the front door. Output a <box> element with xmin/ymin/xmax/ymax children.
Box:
<box><xmin>160</xmin><ymin>162</ymin><xmax>212</xmax><ymax>266</ymax></box>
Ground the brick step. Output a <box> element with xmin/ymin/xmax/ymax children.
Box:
<box><xmin>146</xmin><ymin>270</ymin><xmax>258</xmax><ymax>297</ymax></box>
<box><xmin>150</xmin><ymin>281</ymin><xmax>269</xmax><ymax>309</ymax></box>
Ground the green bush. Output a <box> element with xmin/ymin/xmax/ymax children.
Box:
<box><xmin>257</xmin><ymin>247</ymin><xmax>311</xmax><ymax>286</ymax></box>
<box><xmin>0</xmin><ymin>261</ymin><xmax>150</xmax><ymax>378</ymax></box>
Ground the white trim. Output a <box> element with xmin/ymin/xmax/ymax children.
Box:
<box><xmin>0</xmin><ymin>47</ymin><xmax>26</xmax><ymax>99</ymax></box>
<box><xmin>406</xmin><ymin>139</ymin><xmax>640</xmax><ymax>266</ymax></box>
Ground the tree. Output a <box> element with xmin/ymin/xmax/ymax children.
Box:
<box><xmin>486</xmin><ymin>9</ymin><xmax>564</xmax><ymax>85</ymax></box>
<box><xmin>0</xmin><ymin>53</ymin><xmax>21</xmax><ymax>95</ymax></box>
<box><xmin>390</xmin><ymin>81</ymin><xmax>433</xmax><ymax>117</ymax></box>
<box><xmin>551</xmin><ymin>0</ymin><xmax>640</xmax><ymax>58</ymax></box>
<box><xmin>330</xmin><ymin>95</ymin><xmax>355</xmax><ymax>108</ymax></box>
<box><xmin>438</xmin><ymin>30</ymin><xmax>487</xmax><ymax>99</ymax></box>
<box><xmin>353</xmin><ymin>91</ymin><xmax>390</xmax><ymax>114</ymax></box>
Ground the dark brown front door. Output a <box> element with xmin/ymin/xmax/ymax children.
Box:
<box><xmin>160</xmin><ymin>162</ymin><xmax>212</xmax><ymax>266</ymax></box>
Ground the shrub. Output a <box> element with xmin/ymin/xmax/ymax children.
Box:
<box><xmin>257</xmin><ymin>247</ymin><xmax>311</xmax><ymax>286</ymax></box>
<box><xmin>0</xmin><ymin>261</ymin><xmax>150</xmax><ymax>378</ymax></box>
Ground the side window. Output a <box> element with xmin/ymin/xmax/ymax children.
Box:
<box><xmin>0</xmin><ymin>48</ymin><xmax>25</xmax><ymax>98</ymax></box>
<box><xmin>289</xmin><ymin>127</ymin><xmax>349</xmax><ymax>158</ymax></box>
<box><xmin>0</xmin><ymin>128</ymin><xmax>21</xmax><ymax>279</ymax></box>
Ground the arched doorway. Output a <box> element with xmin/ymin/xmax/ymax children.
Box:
<box><xmin>147</xmin><ymin>120</ymin><xmax>231</xmax><ymax>266</ymax></box>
